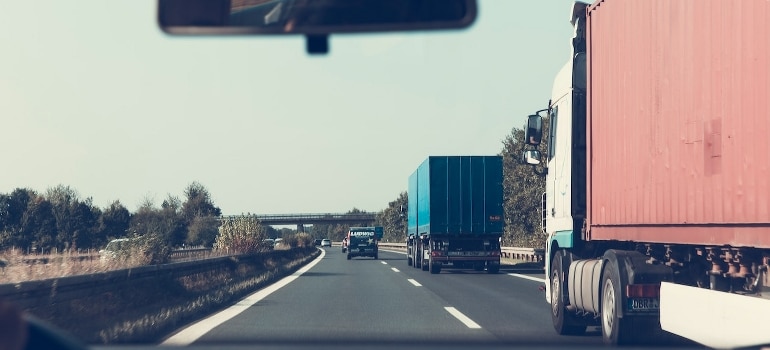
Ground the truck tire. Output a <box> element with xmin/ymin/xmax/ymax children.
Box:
<box><xmin>487</xmin><ymin>261</ymin><xmax>500</xmax><ymax>274</ymax></box>
<box><xmin>550</xmin><ymin>252</ymin><xmax>587</xmax><ymax>335</ymax></box>
<box><xmin>421</xmin><ymin>256</ymin><xmax>429</xmax><ymax>271</ymax></box>
<box><xmin>601</xmin><ymin>260</ymin><xmax>633</xmax><ymax>345</ymax></box>
<box><xmin>430</xmin><ymin>262</ymin><xmax>441</xmax><ymax>274</ymax></box>
<box><xmin>347</xmin><ymin>254</ymin><xmax>351</xmax><ymax>260</ymax></box>
<box><xmin>407</xmin><ymin>256</ymin><xmax>413</xmax><ymax>266</ymax></box>
<box><xmin>374</xmin><ymin>253</ymin><xmax>378</xmax><ymax>260</ymax></box>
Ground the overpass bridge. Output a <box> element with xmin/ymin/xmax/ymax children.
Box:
<box><xmin>221</xmin><ymin>213</ymin><xmax>377</xmax><ymax>231</ymax></box>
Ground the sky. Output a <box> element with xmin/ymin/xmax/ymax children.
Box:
<box><xmin>0</xmin><ymin>0</ymin><xmax>582</xmax><ymax>215</ymax></box>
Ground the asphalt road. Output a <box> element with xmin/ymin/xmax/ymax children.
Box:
<box><xmin>162</xmin><ymin>248</ymin><xmax>605</xmax><ymax>348</ymax></box>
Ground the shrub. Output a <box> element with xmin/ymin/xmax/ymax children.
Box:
<box><xmin>215</xmin><ymin>215</ymin><xmax>266</xmax><ymax>254</ymax></box>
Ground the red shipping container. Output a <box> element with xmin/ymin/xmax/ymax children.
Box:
<box><xmin>585</xmin><ymin>0</ymin><xmax>770</xmax><ymax>247</ymax></box>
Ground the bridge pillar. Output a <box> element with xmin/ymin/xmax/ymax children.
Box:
<box><xmin>297</xmin><ymin>224</ymin><xmax>305</xmax><ymax>233</ymax></box>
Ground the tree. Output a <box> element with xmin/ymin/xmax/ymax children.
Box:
<box><xmin>181</xmin><ymin>182</ymin><xmax>221</xmax><ymax>246</ymax></box>
<box><xmin>98</xmin><ymin>200</ymin><xmax>131</xmax><ymax>245</ymax></box>
<box><xmin>0</xmin><ymin>188</ymin><xmax>36</xmax><ymax>249</ymax></box>
<box><xmin>500</xmin><ymin>119</ymin><xmax>549</xmax><ymax>248</ymax></box>
<box><xmin>46</xmin><ymin>185</ymin><xmax>79</xmax><ymax>251</ymax></box>
<box><xmin>374</xmin><ymin>192</ymin><xmax>407</xmax><ymax>243</ymax></box>
<box><xmin>182</xmin><ymin>181</ymin><xmax>221</xmax><ymax>220</ymax></box>
<box><xmin>185</xmin><ymin>216</ymin><xmax>219</xmax><ymax>247</ymax></box>
<box><xmin>21</xmin><ymin>195</ymin><xmax>57</xmax><ymax>253</ymax></box>
<box><xmin>129</xmin><ymin>194</ymin><xmax>185</xmax><ymax>248</ymax></box>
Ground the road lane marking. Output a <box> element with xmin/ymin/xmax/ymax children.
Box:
<box><xmin>508</xmin><ymin>273</ymin><xmax>545</xmax><ymax>283</ymax></box>
<box><xmin>445</xmin><ymin>307</ymin><xmax>481</xmax><ymax>329</ymax></box>
<box><xmin>391</xmin><ymin>267</ymin><xmax>400</xmax><ymax>272</ymax></box>
<box><xmin>379</xmin><ymin>249</ymin><xmax>406</xmax><ymax>255</ymax></box>
<box><xmin>408</xmin><ymin>279</ymin><xmax>422</xmax><ymax>287</ymax></box>
<box><xmin>381</xmin><ymin>261</ymin><xmax>388</xmax><ymax>265</ymax></box>
<box><xmin>161</xmin><ymin>248</ymin><xmax>327</xmax><ymax>345</ymax></box>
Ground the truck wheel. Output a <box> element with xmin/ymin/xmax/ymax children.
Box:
<box><xmin>407</xmin><ymin>256</ymin><xmax>413</xmax><ymax>266</ymax></box>
<box><xmin>487</xmin><ymin>261</ymin><xmax>500</xmax><ymax>274</ymax></box>
<box><xmin>430</xmin><ymin>262</ymin><xmax>441</xmax><ymax>274</ymax></box>
<box><xmin>421</xmin><ymin>256</ymin><xmax>429</xmax><ymax>271</ymax></box>
<box><xmin>374</xmin><ymin>253</ymin><xmax>378</xmax><ymax>260</ymax></box>
<box><xmin>601</xmin><ymin>261</ymin><xmax>632</xmax><ymax>345</ymax></box>
<box><xmin>550</xmin><ymin>252</ymin><xmax>586</xmax><ymax>335</ymax></box>
<box><xmin>347</xmin><ymin>254</ymin><xmax>351</xmax><ymax>260</ymax></box>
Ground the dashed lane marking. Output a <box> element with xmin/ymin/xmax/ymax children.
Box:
<box><xmin>508</xmin><ymin>273</ymin><xmax>545</xmax><ymax>283</ymax></box>
<box><xmin>445</xmin><ymin>307</ymin><xmax>481</xmax><ymax>329</ymax></box>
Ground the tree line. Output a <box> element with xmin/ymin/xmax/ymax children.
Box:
<box><xmin>0</xmin><ymin>123</ymin><xmax>547</xmax><ymax>254</ymax></box>
<box><xmin>0</xmin><ymin>182</ymin><xmax>222</xmax><ymax>253</ymax></box>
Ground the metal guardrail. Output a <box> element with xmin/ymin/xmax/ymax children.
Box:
<box><xmin>0</xmin><ymin>249</ymin><xmax>312</xmax><ymax>310</ymax></box>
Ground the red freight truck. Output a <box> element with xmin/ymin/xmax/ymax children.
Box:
<box><xmin>522</xmin><ymin>0</ymin><xmax>770</xmax><ymax>347</ymax></box>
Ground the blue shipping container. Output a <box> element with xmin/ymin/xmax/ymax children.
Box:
<box><xmin>407</xmin><ymin>156</ymin><xmax>504</xmax><ymax>236</ymax></box>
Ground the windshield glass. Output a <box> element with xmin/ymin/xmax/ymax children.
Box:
<box><xmin>3</xmin><ymin>0</ymin><xmax>750</xmax><ymax>349</ymax></box>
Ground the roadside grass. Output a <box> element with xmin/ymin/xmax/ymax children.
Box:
<box><xmin>0</xmin><ymin>248</ymin><xmax>237</xmax><ymax>283</ymax></box>
<box><xmin>15</xmin><ymin>247</ymin><xmax>320</xmax><ymax>344</ymax></box>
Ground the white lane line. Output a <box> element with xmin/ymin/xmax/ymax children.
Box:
<box><xmin>508</xmin><ymin>273</ymin><xmax>545</xmax><ymax>283</ymax></box>
<box><xmin>379</xmin><ymin>249</ymin><xmax>406</xmax><ymax>255</ymax></box>
<box><xmin>161</xmin><ymin>248</ymin><xmax>327</xmax><ymax>345</ymax></box>
<box><xmin>381</xmin><ymin>261</ymin><xmax>388</xmax><ymax>265</ymax></box>
<box><xmin>391</xmin><ymin>267</ymin><xmax>400</xmax><ymax>272</ymax></box>
<box><xmin>445</xmin><ymin>307</ymin><xmax>481</xmax><ymax>329</ymax></box>
<box><xmin>408</xmin><ymin>279</ymin><xmax>422</xmax><ymax>287</ymax></box>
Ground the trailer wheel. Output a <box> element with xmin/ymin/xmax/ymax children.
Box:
<box><xmin>430</xmin><ymin>262</ymin><xmax>441</xmax><ymax>274</ymax></box>
<box><xmin>601</xmin><ymin>260</ymin><xmax>632</xmax><ymax>345</ymax></box>
<box><xmin>550</xmin><ymin>252</ymin><xmax>586</xmax><ymax>335</ymax></box>
<box><xmin>346</xmin><ymin>254</ymin><xmax>351</xmax><ymax>260</ymax></box>
<box><xmin>487</xmin><ymin>261</ymin><xmax>500</xmax><ymax>274</ymax></box>
<box><xmin>421</xmin><ymin>257</ymin><xmax>429</xmax><ymax>271</ymax></box>
<box><xmin>407</xmin><ymin>256</ymin><xmax>413</xmax><ymax>266</ymax></box>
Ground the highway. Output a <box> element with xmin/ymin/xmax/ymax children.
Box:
<box><xmin>162</xmin><ymin>248</ymin><xmax>605</xmax><ymax>348</ymax></box>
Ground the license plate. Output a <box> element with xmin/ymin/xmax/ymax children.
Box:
<box><xmin>628</xmin><ymin>298</ymin><xmax>659</xmax><ymax>311</ymax></box>
<box><xmin>448</xmin><ymin>251</ymin><xmax>482</xmax><ymax>256</ymax></box>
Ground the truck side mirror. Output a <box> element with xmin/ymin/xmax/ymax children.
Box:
<box><xmin>522</xmin><ymin>150</ymin><xmax>541</xmax><ymax>165</ymax></box>
<box><xmin>525</xmin><ymin>114</ymin><xmax>543</xmax><ymax>145</ymax></box>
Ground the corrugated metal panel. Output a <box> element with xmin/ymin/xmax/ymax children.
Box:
<box><xmin>586</xmin><ymin>0</ymin><xmax>770</xmax><ymax>247</ymax></box>
<box><xmin>408</xmin><ymin>156</ymin><xmax>503</xmax><ymax>236</ymax></box>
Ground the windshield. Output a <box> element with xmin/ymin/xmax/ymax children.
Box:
<box><xmin>2</xmin><ymin>0</ymin><xmax>751</xmax><ymax>349</ymax></box>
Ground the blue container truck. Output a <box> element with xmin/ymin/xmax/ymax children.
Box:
<box><xmin>406</xmin><ymin>156</ymin><xmax>504</xmax><ymax>274</ymax></box>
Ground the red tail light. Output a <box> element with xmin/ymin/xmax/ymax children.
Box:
<box><xmin>626</xmin><ymin>284</ymin><xmax>660</xmax><ymax>298</ymax></box>
<box><xmin>431</xmin><ymin>251</ymin><xmax>443</xmax><ymax>257</ymax></box>
<box><xmin>490</xmin><ymin>250</ymin><xmax>500</xmax><ymax>257</ymax></box>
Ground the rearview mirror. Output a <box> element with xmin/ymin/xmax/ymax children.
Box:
<box><xmin>158</xmin><ymin>0</ymin><xmax>477</xmax><ymax>35</ymax></box>
<box><xmin>524</xmin><ymin>114</ymin><xmax>543</xmax><ymax>146</ymax></box>
<box><xmin>522</xmin><ymin>150</ymin><xmax>541</xmax><ymax>165</ymax></box>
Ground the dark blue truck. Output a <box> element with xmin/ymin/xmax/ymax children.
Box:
<box><xmin>405</xmin><ymin>156</ymin><xmax>504</xmax><ymax>274</ymax></box>
<box><xmin>346</xmin><ymin>226</ymin><xmax>383</xmax><ymax>260</ymax></box>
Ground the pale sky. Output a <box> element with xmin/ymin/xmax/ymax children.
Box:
<box><xmin>0</xmin><ymin>0</ymin><xmax>581</xmax><ymax>215</ymax></box>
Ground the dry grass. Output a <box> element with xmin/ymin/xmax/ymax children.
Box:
<box><xmin>12</xmin><ymin>247</ymin><xmax>320</xmax><ymax>344</ymax></box>
<box><xmin>0</xmin><ymin>248</ymin><xmax>235</xmax><ymax>284</ymax></box>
